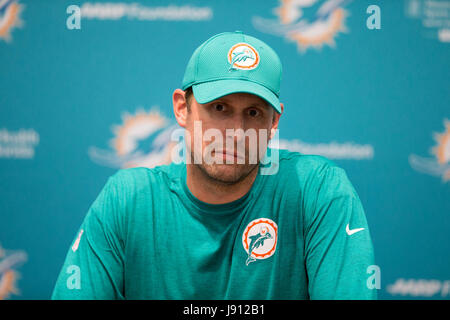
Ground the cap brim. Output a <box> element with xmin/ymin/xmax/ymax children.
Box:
<box><xmin>192</xmin><ymin>79</ymin><xmax>281</xmax><ymax>114</ymax></box>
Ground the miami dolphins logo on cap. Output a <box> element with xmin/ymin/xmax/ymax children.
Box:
<box><xmin>242</xmin><ymin>218</ymin><xmax>278</xmax><ymax>266</ymax></box>
<box><xmin>228</xmin><ymin>42</ymin><xmax>260</xmax><ymax>71</ymax></box>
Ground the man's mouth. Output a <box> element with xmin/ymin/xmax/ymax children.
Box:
<box><xmin>214</xmin><ymin>150</ymin><xmax>245</xmax><ymax>162</ymax></box>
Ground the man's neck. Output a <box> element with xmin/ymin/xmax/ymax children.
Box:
<box><xmin>185</xmin><ymin>164</ymin><xmax>259</xmax><ymax>204</ymax></box>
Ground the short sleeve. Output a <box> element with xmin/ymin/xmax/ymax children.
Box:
<box><xmin>303</xmin><ymin>165</ymin><xmax>377</xmax><ymax>300</ymax></box>
<box><xmin>51</xmin><ymin>173</ymin><xmax>126</xmax><ymax>300</ymax></box>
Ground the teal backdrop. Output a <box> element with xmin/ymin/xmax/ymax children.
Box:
<box><xmin>0</xmin><ymin>0</ymin><xmax>449</xmax><ymax>299</ymax></box>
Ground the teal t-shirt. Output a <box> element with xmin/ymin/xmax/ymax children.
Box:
<box><xmin>51</xmin><ymin>149</ymin><xmax>376</xmax><ymax>300</ymax></box>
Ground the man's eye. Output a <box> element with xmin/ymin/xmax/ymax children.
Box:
<box><xmin>248</xmin><ymin>109</ymin><xmax>260</xmax><ymax>117</ymax></box>
<box><xmin>214</xmin><ymin>104</ymin><xmax>225</xmax><ymax>112</ymax></box>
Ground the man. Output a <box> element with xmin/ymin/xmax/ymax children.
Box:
<box><xmin>52</xmin><ymin>31</ymin><xmax>376</xmax><ymax>299</ymax></box>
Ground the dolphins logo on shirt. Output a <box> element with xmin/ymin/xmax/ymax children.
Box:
<box><xmin>242</xmin><ymin>218</ymin><xmax>278</xmax><ymax>266</ymax></box>
<box><xmin>246</xmin><ymin>226</ymin><xmax>273</xmax><ymax>265</ymax></box>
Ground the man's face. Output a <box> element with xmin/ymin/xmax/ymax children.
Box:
<box><xmin>184</xmin><ymin>91</ymin><xmax>279</xmax><ymax>185</ymax></box>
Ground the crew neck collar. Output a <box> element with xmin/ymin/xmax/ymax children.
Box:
<box><xmin>180</xmin><ymin>165</ymin><xmax>262</xmax><ymax>215</ymax></box>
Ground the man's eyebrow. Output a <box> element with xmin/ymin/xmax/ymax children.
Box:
<box><xmin>214</xmin><ymin>96</ymin><xmax>270</xmax><ymax>109</ymax></box>
<box><xmin>248</xmin><ymin>100</ymin><xmax>271</xmax><ymax>110</ymax></box>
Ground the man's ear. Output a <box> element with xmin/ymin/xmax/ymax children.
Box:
<box><xmin>269</xmin><ymin>102</ymin><xmax>283</xmax><ymax>140</ymax></box>
<box><xmin>172</xmin><ymin>89</ymin><xmax>188</xmax><ymax>128</ymax></box>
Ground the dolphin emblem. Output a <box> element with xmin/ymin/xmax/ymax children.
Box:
<box><xmin>0</xmin><ymin>0</ymin><xmax>15</xmax><ymax>16</ymax></box>
<box><xmin>229</xmin><ymin>49</ymin><xmax>255</xmax><ymax>71</ymax></box>
<box><xmin>245</xmin><ymin>226</ymin><xmax>272</xmax><ymax>265</ymax></box>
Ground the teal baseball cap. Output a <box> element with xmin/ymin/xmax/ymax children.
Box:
<box><xmin>182</xmin><ymin>31</ymin><xmax>283</xmax><ymax>113</ymax></box>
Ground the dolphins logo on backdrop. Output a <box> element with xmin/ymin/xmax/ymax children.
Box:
<box><xmin>252</xmin><ymin>0</ymin><xmax>352</xmax><ymax>52</ymax></box>
<box><xmin>242</xmin><ymin>218</ymin><xmax>278</xmax><ymax>266</ymax></box>
<box><xmin>0</xmin><ymin>244</ymin><xmax>27</xmax><ymax>300</ymax></box>
<box><xmin>409</xmin><ymin>119</ymin><xmax>450</xmax><ymax>182</ymax></box>
<box><xmin>89</xmin><ymin>108</ymin><xmax>179</xmax><ymax>169</ymax></box>
<box><xmin>0</xmin><ymin>0</ymin><xmax>24</xmax><ymax>42</ymax></box>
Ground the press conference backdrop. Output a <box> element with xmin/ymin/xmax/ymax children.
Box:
<box><xmin>0</xmin><ymin>0</ymin><xmax>449</xmax><ymax>300</ymax></box>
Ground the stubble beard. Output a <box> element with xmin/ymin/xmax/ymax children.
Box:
<box><xmin>189</xmin><ymin>150</ymin><xmax>259</xmax><ymax>186</ymax></box>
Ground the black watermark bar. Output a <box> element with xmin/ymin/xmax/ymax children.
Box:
<box><xmin>0</xmin><ymin>300</ymin><xmax>448</xmax><ymax>318</ymax></box>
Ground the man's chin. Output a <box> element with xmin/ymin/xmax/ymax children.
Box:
<box><xmin>195</xmin><ymin>163</ymin><xmax>258</xmax><ymax>185</ymax></box>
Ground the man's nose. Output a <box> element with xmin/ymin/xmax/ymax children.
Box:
<box><xmin>224</xmin><ymin>115</ymin><xmax>246</xmax><ymax>141</ymax></box>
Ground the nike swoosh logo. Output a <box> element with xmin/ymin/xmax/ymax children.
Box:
<box><xmin>346</xmin><ymin>224</ymin><xmax>365</xmax><ymax>236</ymax></box>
